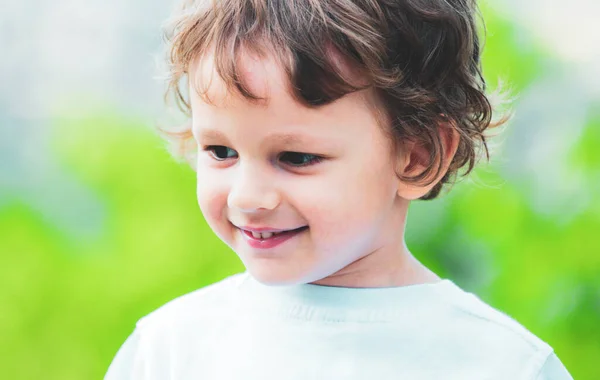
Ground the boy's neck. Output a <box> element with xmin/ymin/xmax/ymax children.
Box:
<box><xmin>309</xmin><ymin>244</ymin><xmax>441</xmax><ymax>288</ymax></box>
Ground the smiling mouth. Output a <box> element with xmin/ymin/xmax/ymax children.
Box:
<box><xmin>242</xmin><ymin>226</ymin><xmax>309</xmax><ymax>240</ymax></box>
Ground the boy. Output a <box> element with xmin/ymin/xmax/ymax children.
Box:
<box><xmin>105</xmin><ymin>0</ymin><xmax>573</xmax><ymax>378</ymax></box>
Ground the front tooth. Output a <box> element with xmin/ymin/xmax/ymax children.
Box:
<box><xmin>261</xmin><ymin>232</ymin><xmax>274</xmax><ymax>239</ymax></box>
<box><xmin>251</xmin><ymin>231</ymin><xmax>262</xmax><ymax>238</ymax></box>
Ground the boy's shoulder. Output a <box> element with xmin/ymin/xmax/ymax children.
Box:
<box><xmin>134</xmin><ymin>271</ymin><xmax>247</xmax><ymax>331</ymax></box>
<box><xmin>414</xmin><ymin>282</ymin><xmax>570</xmax><ymax>379</ymax></box>
<box><xmin>437</xmin><ymin>282</ymin><xmax>554</xmax><ymax>360</ymax></box>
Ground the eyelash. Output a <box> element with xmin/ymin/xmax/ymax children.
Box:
<box><xmin>203</xmin><ymin>145</ymin><xmax>324</xmax><ymax>168</ymax></box>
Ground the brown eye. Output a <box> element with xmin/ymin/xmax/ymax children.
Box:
<box><xmin>279</xmin><ymin>152</ymin><xmax>323</xmax><ymax>167</ymax></box>
<box><xmin>205</xmin><ymin>146</ymin><xmax>237</xmax><ymax>160</ymax></box>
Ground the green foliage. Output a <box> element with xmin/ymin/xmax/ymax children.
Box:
<box><xmin>570</xmin><ymin>107</ymin><xmax>600</xmax><ymax>176</ymax></box>
<box><xmin>479</xmin><ymin>1</ymin><xmax>548</xmax><ymax>94</ymax></box>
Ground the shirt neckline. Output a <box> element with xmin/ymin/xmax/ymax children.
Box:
<box><xmin>235</xmin><ymin>271</ymin><xmax>458</xmax><ymax>322</ymax></box>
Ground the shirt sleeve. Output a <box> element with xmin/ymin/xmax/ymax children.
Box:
<box><xmin>104</xmin><ymin>328</ymin><xmax>144</xmax><ymax>380</ymax></box>
<box><xmin>535</xmin><ymin>351</ymin><xmax>574</xmax><ymax>380</ymax></box>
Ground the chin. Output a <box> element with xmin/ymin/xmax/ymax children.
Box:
<box><xmin>246</xmin><ymin>263</ymin><xmax>312</xmax><ymax>286</ymax></box>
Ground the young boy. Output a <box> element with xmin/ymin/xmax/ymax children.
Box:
<box><xmin>105</xmin><ymin>0</ymin><xmax>573</xmax><ymax>379</ymax></box>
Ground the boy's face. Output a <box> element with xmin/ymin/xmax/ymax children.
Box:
<box><xmin>190</xmin><ymin>52</ymin><xmax>410</xmax><ymax>286</ymax></box>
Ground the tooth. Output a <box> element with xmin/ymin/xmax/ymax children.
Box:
<box><xmin>251</xmin><ymin>231</ymin><xmax>262</xmax><ymax>238</ymax></box>
<box><xmin>261</xmin><ymin>232</ymin><xmax>273</xmax><ymax>239</ymax></box>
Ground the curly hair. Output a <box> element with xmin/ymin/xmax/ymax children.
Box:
<box><xmin>161</xmin><ymin>0</ymin><xmax>509</xmax><ymax>200</ymax></box>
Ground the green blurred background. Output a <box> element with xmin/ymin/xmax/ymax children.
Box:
<box><xmin>1</xmin><ymin>1</ymin><xmax>599</xmax><ymax>379</ymax></box>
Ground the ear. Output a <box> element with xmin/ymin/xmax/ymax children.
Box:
<box><xmin>396</xmin><ymin>122</ymin><xmax>460</xmax><ymax>200</ymax></box>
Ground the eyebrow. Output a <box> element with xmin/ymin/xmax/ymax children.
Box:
<box><xmin>196</xmin><ymin>129</ymin><xmax>227</xmax><ymax>141</ymax></box>
<box><xmin>197</xmin><ymin>129</ymin><xmax>323</xmax><ymax>147</ymax></box>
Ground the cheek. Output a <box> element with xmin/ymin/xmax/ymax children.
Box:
<box><xmin>295</xmin><ymin>165</ymin><xmax>396</xmax><ymax>244</ymax></box>
<box><xmin>196</xmin><ymin>169</ymin><xmax>228</xmax><ymax>226</ymax></box>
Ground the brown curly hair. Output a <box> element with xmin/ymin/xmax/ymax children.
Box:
<box><xmin>161</xmin><ymin>0</ymin><xmax>509</xmax><ymax>200</ymax></box>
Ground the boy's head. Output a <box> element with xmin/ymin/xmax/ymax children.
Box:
<box><xmin>162</xmin><ymin>0</ymin><xmax>506</xmax><ymax>286</ymax></box>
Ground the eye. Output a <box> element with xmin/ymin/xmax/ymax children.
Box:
<box><xmin>279</xmin><ymin>152</ymin><xmax>323</xmax><ymax>167</ymax></box>
<box><xmin>204</xmin><ymin>145</ymin><xmax>238</xmax><ymax>161</ymax></box>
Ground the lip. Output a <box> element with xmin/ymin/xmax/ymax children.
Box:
<box><xmin>238</xmin><ymin>226</ymin><xmax>290</xmax><ymax>233</ymax></box>
<box><xmin>237</xmin><ymin>226</ymin><xmax>308</xmax><ymax>249</ymax></box>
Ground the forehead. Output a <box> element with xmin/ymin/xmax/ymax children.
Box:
<box><xmin>188</xmin><ymin>41</ymin><xmax>372</xmax><ymax>107</ymax></box>
<box><xmin>189</xmin><ymin>55</ymin><xmax>306</xmax><ymax>135</ymax></box>
<box><xmin>187</xmin><ymin>48</ymin><xmax>388</xmax><ymax>146</ymax></box>
<box><xmin>189</xmin><ymin>47</ymin><xmax>290</xmax><ymax>108</ymax></box>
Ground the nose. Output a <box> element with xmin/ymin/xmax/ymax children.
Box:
<box><xmin>227</xmin><ymin>163</ymin><xmax>281</xmax><ymax>212</ymax></box>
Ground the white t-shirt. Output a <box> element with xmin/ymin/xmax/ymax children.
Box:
<box><xmin>105</xmin><ymin>272</ymin><xmax>573</xmax><ymax>379</ymax></box>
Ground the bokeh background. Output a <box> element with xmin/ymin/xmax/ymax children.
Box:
<box><xmin>1</xmin><ymin>0</ymin><xmax>599</xmax><ymax>379</ymax></box>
